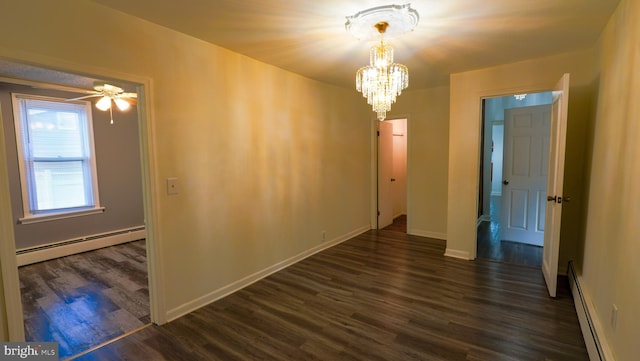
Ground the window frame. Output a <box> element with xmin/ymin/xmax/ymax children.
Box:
<box><xmin>12</xmin><ymin>93</ymin><xmax>104</xmax><ymax>224</ymax></box>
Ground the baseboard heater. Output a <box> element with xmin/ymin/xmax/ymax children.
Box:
<box><xmin>568</xmin><ymin>261</ymin><xmax>607</xmax><ymax>361</ymax></box>
<box><xmin>16</xmin><ymin>226</ymin><xmax>146</xmax><ymax>266</ymax></box>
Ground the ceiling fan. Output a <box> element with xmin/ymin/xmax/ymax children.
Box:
<box><xmin>68</xmin><ymin>83</ymin><xmax>137</xmax><ymax>124</ymax></box>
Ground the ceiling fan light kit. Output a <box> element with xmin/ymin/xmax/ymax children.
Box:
<box><xmin>346</xmin><ymin>4</ymin><xmax>418</xmax><ymax>121</ymax></box>
<box><xmin>68</xmin><ymin>82</ymin><xmax>137</xmax><ymax>124</ymax></box>
<box><xmin>95</xmin><ymin>95</ymin><xmax>112</xmax><ymax>111</ymax></box>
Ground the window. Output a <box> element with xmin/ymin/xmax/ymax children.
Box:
<box><xmin>12</xmin><ymin>94</ymin><xmax>103</xmax><ymax>223</ymax></box>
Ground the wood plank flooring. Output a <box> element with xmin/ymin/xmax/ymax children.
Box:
<box><xmin>18</xmin><ymin>240</ymin><xmax>150</xmax><ymax>359</ymax></box>
<box><xmin>75</xmin><ymin>231</ymin><xmax>587</xmax><ymax>361</ymax></box>
<box><xmin>382</xmin><ymin>214</ymin><xmax>407</xmax><ymax>233</ymax></box>
<box><xmin>477</xmin><ymin>195</ymin><xmax>543</xmax><ymax>267</ymax></box>
<box><xmin>384</xmin><ymin>213</ymin><xmax>541</xmax><ymax>267</ymax></box>
<box><xmin>476</xmin><ymin>220</ymin><xmax>543</xmax><ymax>267</ymax></box>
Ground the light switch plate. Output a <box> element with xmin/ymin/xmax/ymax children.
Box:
<box><xmin>167</xmin><ymin>177</ymin><xmax>178</xmax><ymax>195</ymax></box>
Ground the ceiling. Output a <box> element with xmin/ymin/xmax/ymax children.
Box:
<box><xmin>85</xmin><ymin>0</ymin><xmax>620</xmax><ymax>90</ymax></box>
<box><xmin>0</xmin><ymin>1</ymin><xmax>621</xmax><ymax>92</ymax></box>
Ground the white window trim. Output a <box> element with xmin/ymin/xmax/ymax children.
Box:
<box><xmin>18</xmin><ymin>207</ymin><xmax>106</xmax><ymax>224</ymax></box>
<box><xmin>12</xmin><ymin>93</ymin><xmax>103</xmax><ymax>223</ymax></box>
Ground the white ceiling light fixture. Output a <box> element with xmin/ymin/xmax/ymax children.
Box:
<box><xmin>346</xmin><ymin>4</ymin><xmax>419</xmax><ymax>121</ymax></box>
<box><xmin>68</xmin><ymin>83</ymin><xmax>137</xmax><ymax>124</ymax></box>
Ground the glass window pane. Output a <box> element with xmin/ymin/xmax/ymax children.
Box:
<box><xmin>26</xmin><ymin>104</ymin><xmax>84</xmax><ymax>158</ymax></box>
<box><xmin>14</xmin><ymin>95</ymin><xmax>99</xmax><ymax>217</ymax></box>
<box><xmin>32</xmin><ymin>161</ymin><xmax>91</xmax><ymax>211</ymax></box>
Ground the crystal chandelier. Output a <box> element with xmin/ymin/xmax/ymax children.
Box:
<box><xmin>347</xmin><ymin>4</ymin><xmax>418</xmax><ymax>121</ymax></box>
<box><xmin>356</xmin><ymin>22</ymin><xmax>408</xmax><ymax>121</ymax></box>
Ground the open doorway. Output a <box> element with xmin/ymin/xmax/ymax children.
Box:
<box><xmin>0</xmin><ymin>61</ymin><xmax>155</xmax><ymax>358</ymax></box>
<box><xmin>477</xmin><ymin>92</ymin><xmax>552</xmax><ymax>267</ymax></box>
<box><xmin>378</xmin><ymin>118</ymin><xmax>407</xmax><ymax>233</ymax></box>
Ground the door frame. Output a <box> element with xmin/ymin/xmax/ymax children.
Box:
<box><xmin>475</xmin><ymin>92</ymin><xmax>545</xmax><ymax>258</ymax></box>
<box><xmin>0</xmin><ymin>53</ymin><xmax>165</xmax><ymax>340</ymax></box>
<box><xmin>447</xmin><ymin>81</ymin><xmax>565</xmax><ymax>261</ymax></box>
<box><xmin>473</xmin><ymin>85</ymin><xmax>565</xmax><ymax>260</ymax></box>
<box><xmin>370</xmin><ymin>114</ymin><xmax>410</xmax><ymax>231</ymax></box>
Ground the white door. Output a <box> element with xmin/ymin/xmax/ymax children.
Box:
<box><xmin>378</xmin><ymin>121</ymin><xmax>393</xmax><ymax>229</ymax></box>
<box><xmin>542</xmin><ymin>73</ymin><xmax>570</xmax><ymax>297</ymax></box>
<box><xmin>501</xmin><ymin>105</ymin><xmax>551</xmax><ymax>246</ymax></box>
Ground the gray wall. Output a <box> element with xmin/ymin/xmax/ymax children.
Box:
<box><xmin>0</xmin><ymin>82</ymin><xmax>144</xmax><ymax>250</ymax></box>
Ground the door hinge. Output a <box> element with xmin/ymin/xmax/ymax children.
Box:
<box><xmin>377</xmin><ymin>131</ymin><xmax>380</xmax><ymax>136</ymax></box>
<box><xmin>377</xmin><ymin>210</ymin><xmax>381</xmax><ymax>216</ymax></box>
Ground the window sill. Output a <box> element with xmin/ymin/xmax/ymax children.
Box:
<box><xmin>18</xmin><ymin>207</ymin><xmax>106</xmax><ymax>225</ymax></box>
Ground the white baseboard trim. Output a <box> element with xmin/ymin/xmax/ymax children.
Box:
<box><xmin>568</xmin><ymin>261</ymin><xmax>614</xmax><ymax>361</ymax></box>
<box><xmin>165</xmin><ymin>225</ymin><xmax>371</xmax><ymax>322</ymax></box>
<box><xmin>408</xmin><ymin>228</ymin><xmax>446</xmax><ymax>240</ymax></box>
<box><xmin>501</xmin><ymin>238</ymin><xmax>543</xmax><ymax>247</ymax></box>
<box><xmin>477</xmin><ymin>215</ymin><xmax>491</xmax><ymax>225</ymax></box>
<box><xmin>558</xmin><ymin>263</ymin><xmax>568</xmax><ymax>276</ymax></box>
<box><xmin>444</xmin><ymin>248</ymin><xmax>471</xmax><ymax>260</ymax></box>
<box><xmin>16</xmin><ymin>226</ymin><xmax>146</xmax><ymax>266</ymax></box>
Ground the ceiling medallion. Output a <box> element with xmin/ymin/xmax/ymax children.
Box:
<box><xmin>345</xmin><ymin>4</ymin><xmax>419</xmax><ymax>41</ymax></box>
<box><xmin>346</xmin><ymin>4</ymin><xmax>419</xmax><ymax>121</ymax></box>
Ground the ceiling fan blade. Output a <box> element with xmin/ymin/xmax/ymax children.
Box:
<box><xmin>121</xmin><ymin>92</ymin><xmax>138</xmax><ymax>99</ymax></box>
<box><xmin>95</xmin><ymin>83</ymin><xmax>124</xmax><ymax>93</ymax></box>
<box><xmin>123</xmin><ymin>97</ymin><xmax>138</xmax><ymax>106</ymax></box>
<box><xmin>66</xmin><ymin>94</ymin><xmax>101</xmax><ymax>101</ymax></box>
<box><xmin>112</xmin><ymin>95</ymin><xmax>138</xmax><ymax>108</ymax></box>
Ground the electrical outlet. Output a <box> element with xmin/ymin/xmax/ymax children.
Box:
<box><xmin>611</xmin><ymin>304</ymin><xmax>618</xmax><ymax>330</ymax></box>
<box><xmin>322</xmin><ymin>231</ymin><xmax>326</xmax><ymax>241</ymax></box>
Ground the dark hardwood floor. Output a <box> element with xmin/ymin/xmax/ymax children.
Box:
<box><xmin>383</xmin><ymin>213</ymin><xmax>541</xmax><ymax>267</ymax></box>
<box><xmin>476</xmin><ymin>221</ymin><xmax>543</xmax><ymax>267</ymax></box>
<box><xmin>18</xmin><ymin>240</ymin><xmax>150</xmax><ymax>360</ymax></box>
<box><xmin>75</xmin><ymin>230</ymin><xmax>587</xmax><ymax>361</ymax></box>
<box><xmin>382</xmin><ymin>214</ymin><xmax>407</xmax><ymax>233</ymax></box>
<box><xmin>477</xmin><ymin>196</ymin><xmax>543</xmax><ymax>267</ymax></box>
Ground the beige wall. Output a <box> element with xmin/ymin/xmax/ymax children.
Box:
<box><xmin>447</xmin><ymin>49</ymin><xmax>595</xmax><ymax>265</ymax></box>
<box><xmin>386</xmin><ymin>86</ymin><xmax>450</xmax><ymax>239</ymax></box>
<box><xmin>0</xmin><ymin>86</ymin><xmax>20</xmax><ymax>340</ymax></box>
<box><xmin>0</xmin><ymin>119</ymin><xmax>12</xmax><ymax>339</ymax></box>
<box><xmin>2</xmin><ymin>1</ymin><xmax>635</xmax><ymax>357</ymax></box>
<box><xmin>0</xmin><ymin>0</ymin><xmax>372</xmax><ymax>333</ymax></box>
<box><xmin>579</xmin><ymin>0</ymin><xmax>640</xmax><ymax>359</ymax></box>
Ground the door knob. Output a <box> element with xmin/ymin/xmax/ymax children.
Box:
<box><xmin>391</xmin><ymin>178</ymin><xmax>396</xmax><ymax>182</ymax></box>
<box><xmin>547</xmin><ymin>195</ymin><xmax>570</xmax><ymax>203</ymax></box>
<box><xmin>503</xmin><ymin>180</ymin><xmax>509</xmax><ymax>185</ymax></box>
